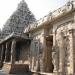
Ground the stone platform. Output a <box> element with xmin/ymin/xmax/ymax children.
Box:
<box><xmin>2</xmin><ymin>63</ymin><xmax>30</xmax><ymax>74</ymax></box>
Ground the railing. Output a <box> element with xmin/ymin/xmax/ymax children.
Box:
<box><xmin>24</xmin><ymin>1</ymin><xmax>74</xmax><ymax>33</ymax></box>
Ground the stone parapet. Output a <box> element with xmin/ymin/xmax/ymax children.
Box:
<box><xmin>24</xmin><ymin>1</ymin><xmax>74</xmax><ymax>33</ymax></box>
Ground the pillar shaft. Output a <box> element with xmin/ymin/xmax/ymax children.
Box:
<box><xmin>42</xmin><ymin>28</ymin><xmax>47</xmax><ymax>72</ymax></box>
<box><xmin>69</xmin><ymin>29</ymin><xmax>75</xmax><ymax>74</ymax></box>
<box><xmin>5</xmin><ymin>42</ymin><xmax>9</xmax><ymax>62</ymax></box>
<box><xmin>59</xmin><ymin>33</ymin><xmax>66</xmax><ymax>74</ymax></box>
<box><xmin>52</xmin><ymin>33</ymin><xmax>59</xmax><ymax>73</ymax></box>
<box><xmin>42</xmin><ymin>29</ymin><xmax>53</xmax><ymax>72</ymax></box>
<box><xmin>42</xmin><ymin>36</ymin><xmax>47</xmax><ymax>72</ymax></box>
<box><xmin>0</xmin><ymin>45</ymin><xmax>2</xmax><ymax>60</ymax></box>
<box><xmin>1</xmin><ymin>45</ymin><xmax>4</xmax><ymax>62</ymax></box>
<box><xmin>11</xmin><ymin>39</ymin><xmax>16</xmax><ymax>64</ymax></box>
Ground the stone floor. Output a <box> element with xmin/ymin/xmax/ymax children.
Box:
<box><xmin>0</xmin><ymin>70</ymin><xmax>33</xmax><ymax>75</ymax></box>
<box><xmin>0</xmin><ymin>70</ymin><xmax>55</xmax><ymax>75</ymax></box>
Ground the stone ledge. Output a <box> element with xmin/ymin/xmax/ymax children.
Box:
<box><xmin>2</xmin><ymin>63</ymin><xmax>30</xmax><ymax>74</ymax></box>
<box><xmin>32</xmin><ymin>70</ymin><xmax>57</xmax><ymax>75</ymax></box>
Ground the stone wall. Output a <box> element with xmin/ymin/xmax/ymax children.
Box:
<box><xmin>52</xmin><ymin>10</ymin><xmax>74</xmax><ymax>73</ymax></box>
<box><xmin>23</xmin><ymin>1</ymin><xmax>75</xmax><ymax>74</ymax></box>
<box><xmin>29</xmin><ymin>29</ymin><xmax>44</xmax><ymax>72</ymax></box>
<box><xmin>54</xmin><ymin>22</ymin><xmax>74</xmax><ymax>75</ymax></box>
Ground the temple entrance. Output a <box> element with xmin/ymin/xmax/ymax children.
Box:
<box><xmin>44</xmin><ymin>35</ymin><xmax>54</xmax><ymax>73</ymax></box>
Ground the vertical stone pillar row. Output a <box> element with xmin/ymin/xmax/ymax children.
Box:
<box><xmin>11</xmin><ymin>39</ymin><xmax>16</xmax><ymax>64</ymax></box>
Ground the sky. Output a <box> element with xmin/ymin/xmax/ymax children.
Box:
<box><xmin>0</xmin><ymin>0</ymin><xmax>69</xmax><ymax>29</ymax></box>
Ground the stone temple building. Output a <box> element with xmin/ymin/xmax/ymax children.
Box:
<box><xmin>1</xmin><ymin>0</ymin><xmax>36</xmax><ymax>38</ymax></box>
<box><xmin>0</xmin><ymin>0</ymin><xmax>75</xmax><ymax>75</ymax></box>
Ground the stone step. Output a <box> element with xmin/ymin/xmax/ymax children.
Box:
<box><xmin>2</xmin><ymin>63</ymin><xmax>11</xmax><ymax>74</ymax></box>
<box><xmin>2</xmin><ymin>63</ymin><xmax>30</xmax><ymax>74</ymax></box>
<box><xmin>32</xmin><ymin>70</ymin><xmax>56</xmax><ymax>75</ymax></box>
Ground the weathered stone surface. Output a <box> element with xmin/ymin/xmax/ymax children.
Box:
<box><xmin>0</xmin><ymin>0</ymin><xmax>75</xmax><ymax>75</ymax></box>
<box><xmin>11</xmin><ymin>39</ymin><xmax>16</xmax><ymax>64</ymax></box>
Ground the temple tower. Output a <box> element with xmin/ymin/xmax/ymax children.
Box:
<box><xmin>2</xmin><ymin>0</ymin><xmax>36</xmax><ymax>38</ymax></box>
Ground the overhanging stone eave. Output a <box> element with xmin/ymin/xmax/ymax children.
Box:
<box><xmin>24</xmin><ymin>9</ymin><xmax>74</xmax><ymax>34</ymax></box>
<box><xmin>24</xmin><ymin>1</ymin><xmax>75</xmax><ymax>33</ymax></box>
<box><xmin>24</xmin><ymin>21</ymin><xmax>49</xmax><ymax>34</ymax></box>
<box><xmin>0</xmin><ymin>33</ymin><xmax>32</xmax><ymax>45</ymax></box>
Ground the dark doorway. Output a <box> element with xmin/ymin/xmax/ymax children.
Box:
<box><xmin>45</xmin><ymin>35</ymin><xmax>54</xmax><ymax>73</ymax></box>
<box><xmin>7</xmin><ymin>42</ymin><xmax>11</xmax><ymax>62</ymax></box>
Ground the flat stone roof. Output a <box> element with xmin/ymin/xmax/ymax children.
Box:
<box><xmin>0</xmin><ymin>32</ymin><xmax>31</xmax><ymax>44</ymax></box>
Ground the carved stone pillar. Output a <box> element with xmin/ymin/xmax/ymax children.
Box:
<box><xmin>42</xmin><ymin>28</ymin><xmax>49</xmax><ymax>72</ymax></box>
<box><xmin>52</xmin><ymin>32</ymin><xmax>59</xmax><ymax>73</ymax></box>
<box><xmin>11</xmin><ymin>39</ymin><xmax>16</xmax><ymax>64</ymax></box>
<box><xmin>0</xmin><ymin>45</ymin><xmax>4</xmax><ymax>68</ymax></box>
<box><xmin>1</xmin><ymin>45</ymin><xmax>4</xmax><ymax>62</ymax></box>
<box><xmin>59</xmin><ymin>32</ymin><xmax>66</xmax><ymax>75</ymax></box>
<box><xmin>5</xmin><ymin>42</ymin><xmax>9</xmax><ymax>62</ymax></box>
<box><xmin>42</xmin><ymin>36</ymin><xmax>54</xmax><ymax>73</ymax></box>
<box><xmin>42</xmin><ymin>36</ymin><xmax>47</xmax><ymax>72</ymax></box>
<box><xmin>0</xmin><ymin>45</ymin><xmax>2</xmax><ymax>61</ymax></box>
<box><xmin>69</xmin><ymin>29</ymin><xmax>75</xmax><ymax>74</ymax></box>
<box><xmin>73</xmin><ymin>30</ymin><xmax>75</xmax><ymax>74</ymax></box>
